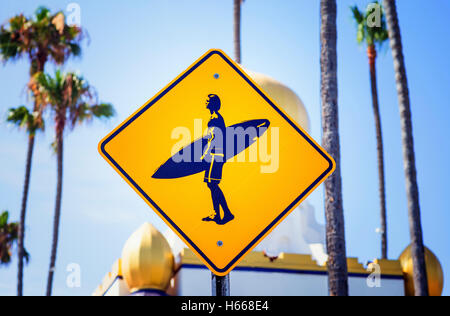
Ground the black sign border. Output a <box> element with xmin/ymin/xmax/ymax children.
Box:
<box><xmin>100</xmin><ymin>50</ymin><xmax>334</xmax><ymax>274</ymax></box>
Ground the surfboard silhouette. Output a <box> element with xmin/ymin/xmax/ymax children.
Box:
<box><xmin>152</xmin><ymin>119</ymin><xmax>270</xmax><ymax>179</ymax></box>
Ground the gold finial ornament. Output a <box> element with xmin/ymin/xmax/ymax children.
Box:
<box><xmin>399</xmin><ymin>244</ymin><xmax>444</xmax><ymax>296</ymax></box>
<box><xmin>121</xmin><ymin>223</ymin><xmax>174</xmax><ymax>293</ymax></box>
<box><xmin>245</xmin><ymin>69</ymin><xmax>310</xmax><ymax>133</ymax></box>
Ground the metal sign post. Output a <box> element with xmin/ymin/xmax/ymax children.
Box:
<box><xmin>212</xmin><ymin>273</ymin><xmax>230</xmax><ymax>296</ymax></box>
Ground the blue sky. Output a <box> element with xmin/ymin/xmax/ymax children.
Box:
<box><xmin>0</xmin><ymin>0</ymin><xmax>449</xmax><ymax>296</ymax></box>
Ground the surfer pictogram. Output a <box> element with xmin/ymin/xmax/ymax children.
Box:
<box><xmin>200</xmin><ymin>94</ymin><xmax>234</xmax><ymax>225</ymax></box>
<box><xmin>152</xmin><ymin>94</ymin><xmax>270</xmax><ymax>225</ymax></box>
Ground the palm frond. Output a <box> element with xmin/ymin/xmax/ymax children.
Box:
<box><xmin>34</xmin><ymin>7</ymin><xmax>51</xmax><ymax>23</ymax></box>
<box><xmin>0</xmin><ymin>15</ymin><xmax>28</xmax><ymax>61</ymax></box>
<box><xmin>350</xmin><ymin>2</ymin><xmax>388</xmax><ymax>49</ymax></box>
<box><xmin>7</xmin><ymin>106</ymin><xmax>30</xmax><ymax>127</ymax></box>
<box><xmin>0</xmin><ymin>211</ymin><xmax>8</xmax><ymax>227</ymax></box>
<box><xmin>356</xmin><ymin>23</ymin><xmax>365</xmax><ymax>44</ymax></box>
<box><xmin>1</xmin><ymin>6</ymin><xmax>84</xmax><ymax>74</ymax></box>
<box><xmin>91</xmin><ymin>103</ymin><xmax>115</xmax><ymax>119</ymax></box>
<box><xmin>35</xmin><ymin>70</ymin><xmax>115</xmax><ymax>135</ymax></box>
<box><xmin>8</xmin><ymin>14</ymin><xmax>27</xmax><ymax>31</ymax></box>
<box><xmin>6</xmin><ymin>105</ymin><xmax>43</xmax><ymax>134</ymax></box>
<box><xmin>0</xmin><ymin>210</ymin><xmax>24</xmax><ymax>266</ymax></box>
<box><xmin>351</xmin><ymin>6</ymin><xmax>364</xmax><ymax>24</ymax></box>
<box><xmin>68</xmin><ymin>43</ymin><xmax>81</xmax><ymax>57</ymax></box>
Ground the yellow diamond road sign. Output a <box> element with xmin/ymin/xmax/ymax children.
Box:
<box><xmin>99</xmin><ymin>49</ymin><xmax>335</xmax><ymax>276</ymax></box>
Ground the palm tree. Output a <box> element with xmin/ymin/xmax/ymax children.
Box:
<box><xmin>382</xmin><ymin>0</ymin><xmax>428</xmax><ymax>296</ymax></box>
<box><xmin>35</xmin><ymin>70</ymin><xmax>114</xmax><ymax>296</ymax></box>
<box><xmin>0</xmin><ymin>6</ymin><xmax>83</xmax><ymax>296</ymax></box>
<box><xmin>0</xmin><ymin>7</ymin><xmax>83</xmax><ymax>75</ymax></box>
<box><xmin>320</xmin><ymin>0</ymin><xmax>349</xmax><ymax>296</ymax></box>
<box><xmin>233</xmin><ymin>0</ymin><xmax>243</xmax><ymax>63</ymax></box>
<box><xmin>351</xmin><ymin>2</ymin><xmax>389</xmax><ymax>259</ymax></box>
<box><xmin>0</xmin><ymin>211</ymin><xmax>28</xmax><ymax>266</ymax></box>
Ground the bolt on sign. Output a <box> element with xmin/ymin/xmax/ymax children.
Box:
<box><xmin>98</xmin><ymin>49</ymin><xmax>335</xmax><ymax>276</ymax></box>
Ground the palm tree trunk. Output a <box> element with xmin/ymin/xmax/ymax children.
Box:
<box><xmin>17</xmin><ymin>57</ymin><xmax>46</xmax><ymax>296</ymax></box>
<box><xmin>320</xmin><ymin>0</ymin><xmax>348</xmax><ymax>296</ymax></box>
<box><xmin>17</xmin><ymin>134</ymin><xmax>35</xmax><ymax>296</ymax></box>
<box><xmin>368</xmin><ymin>45</ymin><xmax>388</xmax><ymax>259</ymax></box>
<box><xmin>383</xmin><ymin>0</ymin><xmax>428</xmax><ymax>296</ymax></box>
<box><xmin>46</xmin><ymin>131</ymin><xmax>64</xmax><ymax>296</ymax></box>
<box><xmin>233</xmin><ymin>0</ymin><xmax>241</xmax><ymax>63</ymax></box>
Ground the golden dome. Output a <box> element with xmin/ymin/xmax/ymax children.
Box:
<box><xmin>399</xmin><ymin>244</ymin><xmax>444</xmax><ymax>296</ymax></box>
<box><xmin>121</xmin><ymin>223</ymin><xmax>174</xmax><ymax>293</ymax></box>
<box><xmin>245</xmin><ymin>69</ymin><xmax>310</xmax><ymax>132</ymax></box>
